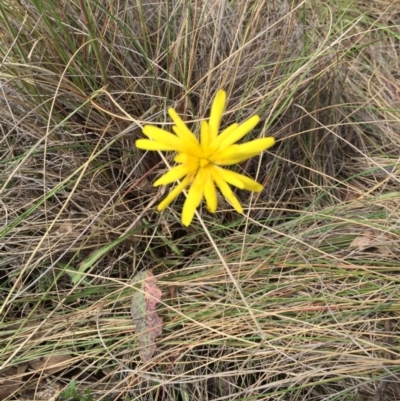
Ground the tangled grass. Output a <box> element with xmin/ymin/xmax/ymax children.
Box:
<box><xmin>1</xmin><ymin>0</ymin><xmax>400</xmax><ymax>400</ymax></box>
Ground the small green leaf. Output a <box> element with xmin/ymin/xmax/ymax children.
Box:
<box><xmin>70</xmin><ymin>226</ymin><xmax>144</xmax><ymax>285</ymax></box>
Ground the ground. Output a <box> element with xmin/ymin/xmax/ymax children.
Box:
<box><xmin>1</xmin><ymin>1</ymin><xmax>400</xmax><ymax>400</ymax></box>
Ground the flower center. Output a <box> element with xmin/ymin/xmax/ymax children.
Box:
<box><xmin>199</xmin><ymin>158</ymin><xmax>210</xmax><ymax>168</ymax></box>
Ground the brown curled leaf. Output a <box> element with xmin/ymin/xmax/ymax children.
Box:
<box><xmin>130</xmin><ymin>270</ymin><xmax>163</xmax><ymax>362</ymax></box>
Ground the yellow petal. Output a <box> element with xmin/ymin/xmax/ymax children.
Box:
<box><xmin>203</xmin><ymin>167</ymin><xmax>218</xmax><ymax>213</ymax></box>
<box><xmin>209</xmin><ymin>90</ymin><xmax>226</xmax><ymax>140</ymax></box>
<box><xmin>235</xmin><ymin>175</ymin><xmax>263</xmax><ymax>192</ymax></box>
<box><xmin>214</xmin><ymin>152</ymin><xmax>258</xmax><ymax>166</ymax></box>
<box><xmin>209</xmin><ymin>144</ymin><xmax>240</xmax><ymax>164</ymax></box>
<box><xmin>214</xmin><ymin>137</ymin><xmax>275</xmax><ymax>165</ymax></box>
<box><xmin>236</xmin><ymin>137</ymin><xmax>275</xmax><ymax>155</ymax></box>
<box><xmin>210</xmin><ymin>167</ymin><xmax>243</xmax><ymax>213</ymax></box>
<box><xmin>215</xmin><ymin>115</ymin><xmax>260</xmax><ymax>151</ymax></box>
<box><xmin>157</xmin><ymin>177</ymin><xmax>190</xmax><ymax>211</ymax></box>
<box><xmin>172</xmin><ymin>125</ymin><xmax>202</xmax><ymax>155</ymax></box>
<box><xmin>200</xmin><ymin>120</ymin><xmax>210</xmax><ymax>150</ymax></box>
<box><xmin>168</xmin><ymin>108</ymin><xmax>201</xmax><ymax>147</ymax></box>
<box><xmin>216</xmin><ymin>167</ymin><xmax>263</xmax><ymax>191</ymax></box>
<box><xmin>206</xmin><ymin>123</ymin><xmax>238</xmax><ymax>156</ymax></box>
<box><xmin>154</xmin><ymin>165</ymin><xmax>192</xmax><ymax>186</ymax></box>
<box><xmin>214</xmin><ymin>166</ymin><xmax>245</xmax><ymax>189</ymax></box>
<box><xmin>136</xmin><ymin>139</ymin><xmax>176</xmax><ymax>151</ymax></box>
<box><xmin>142</xmin><ymin>125</ymin><xmax>188</xmax><ymax>153</ymax></box>
<box><xmin>216</xmin><ymin>153</ymin><xmax>260</xmax><ymax>165</ymax></box>
<box><xmin>219</xmin><ymin>122</ymin><xmax>239</xmax><ymax>137</ymax></box>
<box><xmin>182</xmin><ymin>170</ymin><xmax>205</xmax><ymax>226</ymax></box>
<box><xmin>174</xmin><ymin>153</ymin><xmax>188</xmax><ymax>163</ymax></box>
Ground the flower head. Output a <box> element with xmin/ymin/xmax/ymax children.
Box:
<box><xmin>136</xmin><ymin>90</ymin><xmax>275</xmax><ymax>226</ymax></box>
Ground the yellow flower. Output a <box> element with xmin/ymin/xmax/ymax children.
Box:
<box><xmin>136</xmin><ymin>90</ymin><xmax>275</xmax><ymax>226</ymax></box>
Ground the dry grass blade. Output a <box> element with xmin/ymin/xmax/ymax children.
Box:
<box><xmin>1</xmin><ymin>0</ymin><xmax>400</xmax><ymax>400</ymax></box>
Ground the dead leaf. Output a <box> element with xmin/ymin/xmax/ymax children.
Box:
<box><xmin>20</xmin><ymin>381</ymin><xmax>59</xmax><ymax>401</ymax></box>
<box><xmin>131</xmin><ymin>270</ymin><xmax>162</xmax><ymax>362</ymax></box>
<box><xmin>0</xmin><ymin>379</ymin><xmax>21</xmax><ymax>401</ymax></box>
<box><xmin>350</xmin><ymin>235</ymin><xmax>373</xmax><ymax>248</ymax></box>
<box><xmin>54</xmin><ymin>221</ymin><xmax>73</xmax><ymax>235</ymax></box>
<box><xmin>135</xmin><ymin>176</ymin><xmax>153</xmax><ymax>191</ymax></box>
<box><xmin>28</xmin><ymin>354</ymin><xmax>74</xmax><ymax>375</ymax></box>
<box><xmin>0</xmin><ymin>364</ymin><xmax>28</xmax><ymax>400</ymax></box>
<box><xmin>0</xmin><ymin>356</ymin><xmax>68</xmax><ymax>401</ymax></box>
<box><xmin>349</xmin><ymin>230</ymin><xmax>392</xmax><ymax>250</ymax></box>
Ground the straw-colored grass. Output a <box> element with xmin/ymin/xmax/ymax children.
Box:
<box><xmin>1</xmin><ymin>0</ymin><xmax>400</xmax><ymax>400</ymax></box>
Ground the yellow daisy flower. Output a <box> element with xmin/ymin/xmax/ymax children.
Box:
<box><xmin>136</xmin><ymin>90</ymin><xmax>275</xmax><ymax>226</ymax></box>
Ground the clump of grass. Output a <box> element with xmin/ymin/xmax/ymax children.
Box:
<box><xmin>1</xmin><ymin>0</ymin><xmax>400</xmax><ymax>400</ymax></box>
